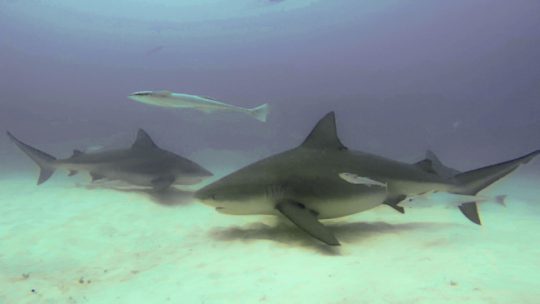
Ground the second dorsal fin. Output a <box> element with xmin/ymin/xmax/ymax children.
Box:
<box><xmin>71</xmin><ymin>149</ymin><xmax>84</xmax><ymax>158</ymax></box>
<box><xmin>301</xmin><ymin>112</ymin><xmax>347</xmax><ymax>150</ymax></box>
<box><xmin>415</xmin><ymin>150</ymin><xmax>460</xmax><ymax>178</ymax></box>
<box><xmin>132</xmin><ymin>129</ymin><xmax>158</xmax><ymax>149</ymax></box>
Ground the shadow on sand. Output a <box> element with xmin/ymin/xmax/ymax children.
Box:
<box><xmin>210</xmin><ymin>219</ymin><xmax>460</xmax><ymax>256</ymax></box>
<box><xmin>77</xmin><ymin>183</ymin><xmax>195</xmax><ymax>207</ymax></box>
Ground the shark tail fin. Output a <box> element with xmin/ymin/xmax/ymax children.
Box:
<box><xmin>453</xmin><ymin>150</ymin><xmax>539</xmax><ymax>196</ymax></box>
<box><xmin>247</xmin><ymin>104</ymin><xmax>269</xmax><ymax>122</ymax></box>
<box><xmin>451</xmin><ymin>150</ymin><xmax>539</xmax><ymax>225</ymax></box>
<box><xmin>6</xmin><ymin>131</ymin><xmax>57</xmax><ymax>185</ymax></box>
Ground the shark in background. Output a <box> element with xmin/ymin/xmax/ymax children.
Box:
<box><xmin>195</xmin><ymin>112</ymin><xmax>539</xmax><ymax>246</ymax></box>
<box><xmin>6</xmin><ymin>129</ymin><xmax>213</xmax><ymax>191</ymax></box>
<box><xmin>128</xmin><ymin>90</ymin><xmax>269</xmax><ymax>122</ymax></box>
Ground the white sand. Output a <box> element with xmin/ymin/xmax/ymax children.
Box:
<box><xmin>1</xmin><ymin>168</ymin><xmax>539</xmax><ymax>304</ymax></box>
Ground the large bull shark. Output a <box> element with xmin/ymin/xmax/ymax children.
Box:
<box><xmin>7</xmin><ymin>129</ymin><xmax>213</xmax><ymax>191</ymax></box>
<box><xmin>195</xmin><ymin>112</ymin><xmax>538</xmax><ymax>246</ymax></box>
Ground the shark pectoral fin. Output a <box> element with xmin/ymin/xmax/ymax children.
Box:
<box><xmin>68</xmin><ymin>170</ymin><xmax>78</xmax><ymax>176</ymax></box>
<box><xmin>151</xmin><ymin>175</ymin><xmax>175</xmax><ymax>191</ymax></box>
<box><xmin>90</xmin><ymin>173</ymin><xmax>105</xmax><ymax>182</ymax></box>
<box><xmin>458</xmin><ymin>201</ymin><xmax>481</xmax><ymax>225</ymax></box>
<box><xmin>275</xmin><ymin>200</ymin><xmax>340</xmax><ymax>246</ymax></box>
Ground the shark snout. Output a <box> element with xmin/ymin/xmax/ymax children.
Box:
<box><xmin>194</xmin><ymin>190</ymin><xmax>217</xmax><ymax>208</ymax></box>
<box><xmin>199</xmin><ymin>167</ymin><xmax>214</xmax><ymax>178</ymax></box>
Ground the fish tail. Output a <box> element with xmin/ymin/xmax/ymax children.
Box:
<box><xmin>451</xmin><ymin>150</ymin><xmax>539</xmax><ymax>225</ymax></box>
<box><xmin>6</xmin><ymin>131</ymin><xmax>57</xmax><ymax>185</ymax></box>
<box><xmin>248</xmin><ymin>104</ymin><xmax>269</xmax><ymax>122</ymax></box>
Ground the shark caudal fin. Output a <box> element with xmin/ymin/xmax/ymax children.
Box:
<box><xmin>453</xmin><ymin>150</ymin><xmax>539</xmax><ymax>196</ymax></box>
<box><xmin>248</xmin><ymin>104</ymin><xmax>269</xmax><ymax>122</ymax></box>
<box><xmin>451</xmin><ymin>150</ymin><xmax>539</xmax><ymax>225</ymax></box>
<box><xmin>6</xmin><ymin>131</ymin><xmax>57</xmax><ymax>185</ymax></box>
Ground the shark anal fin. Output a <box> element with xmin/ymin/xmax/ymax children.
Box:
<box><xmin>68</xmin><ymin>170</ymin><xmax>78</xmax><ymax>176</ymax></box>
<box><xmin>458</xmin><ymin>202</ymin><xmax>481</xmax><ymax>225</ymax></box>
<box><xmin>383</xmin><ymin>202</ymin><xmax>405</xmax><ymax>214</ymax></box>
<box><xmin>151</xmin><ymin>175</ymin><xmax>175</xmax><ymax>191</ymax></box>
<box><xmin>90</xmin><ymin>173</ymin><xmax>105</xmax><ymax>182</ymax></box>
<box><xmin>275</xmin><ymin>200</ymin><xmax>340</xmax><ymax>246</ymax></box>
<box><xmin>383</xmin><ymin>194</ymin><xmax>406</xmax><ymax>214</ymax></box>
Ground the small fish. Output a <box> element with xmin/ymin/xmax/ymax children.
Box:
<box><xmin>338</xmin><ymin>172</ymin><xmax>387</xmax><ymax>188</ymax></box>
<box><xmin>406</xmin><ymin>192</ymin><xmax>507</xmax><ymax>207</ymax></box>
<box><xmin>128</xmin><ymin>90</ymin><xmax>269</xmax><ymax>122</ymax></box>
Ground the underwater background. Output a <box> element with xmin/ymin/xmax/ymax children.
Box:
<box><xmin>1</xmin><ymin>1</ymin><xmax>540</xmax><ymax>303</ymax></box>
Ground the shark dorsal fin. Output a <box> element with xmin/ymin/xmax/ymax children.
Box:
<box><xmin>414</xmin><ymin>158</ymin><xmax>436</xmax><ymax>174</ymax></box>
<box><xmin>132</xmin><ymin>129</ymin><xmax>158</xmax><ymax>149</ymax></box>
<box><xmin>415</xmin><ymin>150</ymin><xmax>460</xmax><ymax>178</ymax></box>
<box><xmin>71</xmin><ymin>150</ymin><xmax>84</xmax><ymax>158</ymax></box>
<box><xmin>301</xmin><ymin>112</ymin><xmax>347</xmax><ymax>150</ymax></box>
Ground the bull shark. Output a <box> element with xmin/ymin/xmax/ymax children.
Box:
<box><xmin>195</xmin><ymin>112</ymin><xmax>538</xmax><ymax>246</ymax></box>
<box><xmin>128</xmin><ymin>90</ymin><xmax>269</xmax><ymax>122</ymax></box>
<box><xmin>7</xmin><ymin>129</ymin><xmax>213</xmax><ymax>191</ymax></box>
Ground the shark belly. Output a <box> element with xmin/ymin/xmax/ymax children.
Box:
<box><xmin>213</xmin><ymin>191</ymin><xmax>388</xmax><ymax>220</ymax></box>
<box><xmin>214</xmin><ymin>196</ymin><xmax>276</xmax><ymax>215</ymax></box>
<box><xmin>307</xmin><ymin>191</ymin><xmax>388</xmax><ymax>219</ymax></box>
<box><xmin>68</xmin><ymin>163</ymin><xmax>156</xmax><ymax>187</ymax></box>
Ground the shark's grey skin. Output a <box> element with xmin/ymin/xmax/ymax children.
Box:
<box><xmin>7</xmin><ymin>129</ymin><xmax>213</xmax><ymax>191</ymax></box>
<box><xmin>195</xmin><ymin>112</ymin><xmax>539</xmax><ymax>246</ymax></box>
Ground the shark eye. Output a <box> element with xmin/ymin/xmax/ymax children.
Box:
<box><xmin>211</xmin><ymin>194</ymin><xmax>217</xmax><ymax>200</ymax></box>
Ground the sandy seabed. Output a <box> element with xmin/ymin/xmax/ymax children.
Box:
<box><xmin>1</xmin><ymin>166</ymin><xmax>539</xmax><ymax>304</ymax></box>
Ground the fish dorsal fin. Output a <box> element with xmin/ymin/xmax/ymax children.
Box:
<box><xmin>132</xmin><ymin>129</ymin><xmax>158</xmax><ymax>149</ymax></box>
<box><xmin>301</xmin><ymin>112</ymin><xmax>347</xmax><ymax>150</ymax></box>
<box><xmin>155</xmin><ymin>90</ymin><xmax>172</xmax><ymax>97</ymax></box>
<box><xmin>71</xmin><ymin>149</ymin><xmax>84</xmax><ymax>158</ymax></box>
